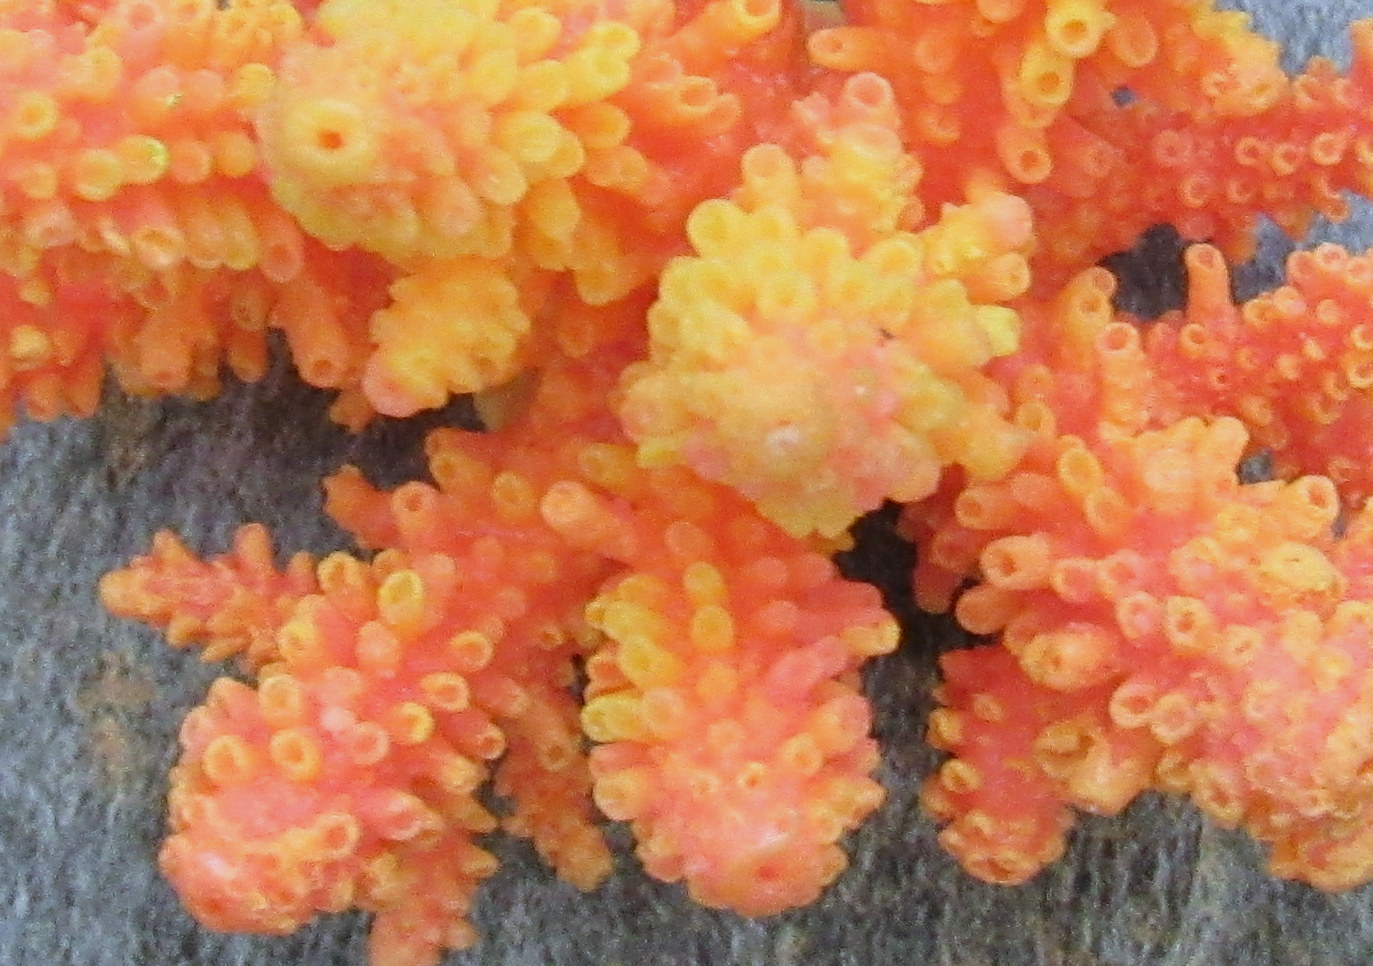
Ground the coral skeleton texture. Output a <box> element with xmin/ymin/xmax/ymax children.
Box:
<box><xmin>0</xmin><ymin>0</ymin><xmax>1366</xmax><ymax>962</ymax></box>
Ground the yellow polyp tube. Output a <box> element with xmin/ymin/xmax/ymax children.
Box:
<box><xmin>258</xmin><ymin>675</ymin><xmax>308</xmax><ymax>725</ymax></box>
<box><xmin>582</xmin><ymin>693</ymin><xmax>648</xmax><ymax>742</ymax></box>
<box><xmin>9</xmin><ymin>92</ymin><xmax>59</xmax><ymax>141</ymax></box>
<box><xmin>689</xmin><ymin>604</ymin><xmax>735</xmax><ymax>652</ymax></box>
<box><xmin>1045</xmin><ymin>0</ymin><xmax>1114</xmax><ymax>58</ymax></box>
<box><xmin>616</xmin><ymin>635</ymin><xmax>686</xmax><ymax>688</ymax></box>
<box><xmin>1018</xmin><ymin>39</ymin><xmax>1075</xmax><ymax>111</ymax></box>
<box><xmin>388</xmin><ymin>701</ymin><xmax>437</xmax><ymax>745</ymax></box>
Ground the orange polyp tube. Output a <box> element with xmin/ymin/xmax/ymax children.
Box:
<box><xmin>977</xmin><ymin>0</ymin><xmax>1027</xmax><ymax>25</ymax></box>
<box><xmin>981</xmin><ymin>534</ymin><xmax>1053</xmax><ymax>590</ymax></box>
<box><xmin>995</xmin><ymin>122</ymin><xmax>1051</xmax><ymax>183</ymax></box>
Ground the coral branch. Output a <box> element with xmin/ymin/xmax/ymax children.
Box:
<box><xmin>548</xmin><ymin>463</ymin><xmax>897</xmax><ymax>913</ymax></box>
<box><xmin>923</xmin><ymin>415</ymin><xmax>1373</xmax><ymax>888</ymax></box>
<box><xmin>100</xmin><ymin>523</ymin><xmax>317</xmax><ymax>669</ymax></box>
<box><xmin>160</xmin><ymin>552</ymin><xmax>506</xmax><ymax>965</ymax></box>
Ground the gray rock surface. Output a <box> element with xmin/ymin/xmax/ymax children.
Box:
<box><xmin>4</xmin><ymin>2</ymin><xmax>1373</xmax><ymax>964</ymax></box>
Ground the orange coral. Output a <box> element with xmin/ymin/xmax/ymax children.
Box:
<box><xmin>0</xmin><ymin>256</ymin><xmax>135</xmax><ymax>427</ymax></box>
<box><xmin>804</xmin><ymin>4</ymin><xmax>1373</xmax><ymax>288</ymax></box>
<box><xmin>260</xmin><ymin>0</ymin><xmax>809</xmax><ymax>418</ymax></box>
<box><xmin>108</xmin><ymin>331</ymin><xmax>903</xmax><ymax>947</ymax></box>
<box><xmin>114</xmin><ymin>473</ymin><xmax>615</xmax><ymax>964</ymax></box>
<box><xmin>1144</xmin><ymin>243</ymin><xmax>1373</xmax><ymax>507</ymax></box>
<box><xmin>1025</xmin><ymin>28</ymin><xmax>1373</xmax><ymax>275</ymax></box>
<box><xmin>905</xmin><ymin>236</ymin><xmax>1373</xmax><ymax>608</ymax></box>
<box><xmin>100</xmin><ymin>523</ymin><xmax>317</xmax><ymax>669</ymax></box>
<box><xmin>924</xmin><ymin>415</ymin><xmax>1373</xmax><ymax>889</ymax></box>
<box><xmin>902</xmin><ymin>239</ymin><xmax>1373</xmax><ymax>888</ymax></box>
<box><xmin>157</xmin><ymin>550</ymin><xmax>506</xmax><ymax>966</ymax></box>
<box><xmin>543</xmin><ymin>453</ymin><xmax>897</xmax><ymax>913</ymax></box>
<box><xmin>486</xmin><ymin>342</ymin><xmax>898</xmax><ymax>913</ymax></box>
<box><xmin>258</xmin><ymin>0</ymin><xmax>649</xmax><ymax>266</ymax></box>
<box><xmin>901</xmin><ymin>262</ymin><xmax>1147</xmax><ymax>610</ymax></box>
<box><xmin>0</xmin><ymin>0</ymin><xmax>403</xmax><ymax>427</ymax></box>
<box><xmin>807</xmin><ymin>0</ymin><xmax>1286</xmax><ymax>212</ymax></box>
<box><xmin>104</xmin><ymin>352</ymin><xmax>646</xmax><ymax>960</ymax></box>
<box><xmin>319</xmin><ymin>424</ymin><xmax>619</xmax><ymax>888</ymax></box>
<box><xmin>65</xmin><ymin>1</ymin><xmax>1373</xmax><ymax>961</ymax></box>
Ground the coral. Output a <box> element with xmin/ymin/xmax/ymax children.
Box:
<box><xmin>905</xmin><ymin>236</ymin><xmax>1373</xmax><ymax>608</ymax></box>
<box><xmin>923</xmin><ymin>416</ymin><xmax>1373</xmax><ymax>890</ymax></box>
<box><xmin>262</xmin><ymin>0</ymin><xmax>809</xmax><ymax>418</ymax></box>
<box><xmin>100</xmin><ymin>523</ymin><xmax>317</xmax><ymax>669</ymax></box>
<box><xmin>907</xmin><ymin>237</ymin><xmax>1373</xmax><ymax>612</ymax></box>
<box><xmin>545</xmin><ymin>455</ymin><xmax>897</xmax><ymax>913</ymax></box>
<box><xmin>109</xmin><ymin>429</ymin><xmax>620</xmax><ymax>963</ymax></box>
<box><xmin>806</xmin><ymin>4</ymin><xmax>1373</xmax><ymax>287</ymax></box>
<box><xmin>1144</xmin><ymin>243</ymin><xmax>1373</xmax><ymax>508</ymax></box>
<box><xmin>156</xmin><ymin>551</ymin><xmax>507</xmax><ymax>966</ymax></box>
<box><xmin>257</xmin><ymin>0</ymin><xmax>652</xmax><ymax>266</ymax></box>
<box><xmin>360</xmin><ymin>254</ymin><xmax>556</xmax><ymax>417</ymax></box>
<box><xmin>1025</xmin><ymin>27</ymin><xmax>1373</xmax><ymax>275</ymax></box>
<box><xmin>478</xmin><ymin>344</ymin><xmax>899</xmax><ymax>913</ymax></box>
<box><xmin>109</xmin><ymin>334</ymin><xmax>901</xmax><ymax>945</ymax></box>
<box><xmin>103</xmin><ymin>350</ymin><xmax>647</xmax><ymax>959</ymax></box>
<box><xmin>807</xmin><ymin>0</ymin><xmax>1287</xmax><ymax>212</ymax></box>
<box><xmin>50</xmin><ymin>0</ymin><xmax>1373</xmax><ymax>962</ymax></box>
<box><xmin>902</xmin><ymin>236</ymin><xmax>1373</xmax><ymax>890</ymax></box>
<box><xmin>0</xmin><ymin>256</ymin><xmax>137</xmax><ymax>427</ymax></box>
<box><xmin>0</xmin><ymin>0</ymin><xmax>400</xmax><ymax>428</ymax></box>
<box><xmin>621</xmin><ymin>74</ymin><xmax>1031</xmax><ymax>538</ymax></box>
<box><xmin>319</xmin><ymin>421</ymin><xmax>620</xmax><ymax>889</ymax></box>
<box><xmin>900</xmin><ymin>262</ymin><xmax>1147</xmax><ymax>610</ymax></box>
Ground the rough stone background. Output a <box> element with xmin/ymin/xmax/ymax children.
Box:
<box><xmin>4</xmin><ymin>2</ymin><xmax>1373</xmax><ymax>964</ymax></box>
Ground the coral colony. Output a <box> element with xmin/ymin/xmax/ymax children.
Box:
<box><xmin>4</xmin><ymin>0</ymin><xmax>1373</xmax><ymax>962</ymax></box>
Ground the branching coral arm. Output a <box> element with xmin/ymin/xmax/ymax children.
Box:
<box><xmin>159</xmin><ymin>550</ymin><xmax>506</xmax><ymax>966</ymax></box>
<box><xmin>541</xmin><ymin>456</ymin><xmax>897</xmax><ymax>914</ymax></box>
<box><xmin>1027</xmin><ymin>28</ymin><xmax>1373</xmax><ymax>277</ymax></box>
<box><xmin>99</xmin><ymin>523</ymin><xmax>317</xmax><ymax>669</ymax></box>
<box><xmin>1145</xmin><ymin>243</ymin><xmax>1373</xmax><ymax>507</ymax></box>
